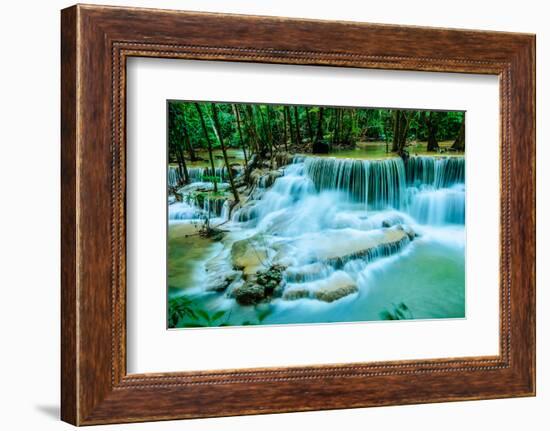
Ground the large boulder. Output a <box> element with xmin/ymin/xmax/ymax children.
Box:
<box><xmin>315</xmin><ymin>283</ymin><xmax>358</xmax><ymax>302</ymax></box>
<box><xmin>281</xmin><ymin>272</ymin><xmax>358</xmax><ymax>303</ymax></box>
<box><xmin>231</xmin><ymin>264</ymin><xmax>286</xmax><ymax>305</ymax></box>
<box><xmin>232</xmin><ymin>282</ymin><xmax>266</xmax><ymax>305</ymax></box>
<box><xmin>256</xmin><ymin>264</ymin><xmax>285</xmax><ymax>295</ymax></box>
<box><xmin>307</xmin><ymin>227</ymin><xmax>412</xmax><ymax>268</ymax></box>
<box><xmin>231</xmin><ymin>236</ymin><xmax>270</xmax><ymax>276</ymax></box>
<box><xmin>283</xmin><ymin>287</ymin><xmax>310</xmax><ymax>301</ymax></box>
<box><xmin>250</xmin><ymin>169</ymin><xmax>283</xmax><ymax>188</ymax></box>
<box><xmin>314</xmin><ymin>272</ymin><xmax>358</xmax><ymax>302</ymax></box>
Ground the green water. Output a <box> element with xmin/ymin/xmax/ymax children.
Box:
<box><xmin>168</xmin><ymin>226</ymin><xmax>465</xmax><ymax>327</ymax></box>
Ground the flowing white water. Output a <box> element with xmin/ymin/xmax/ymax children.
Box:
<box><xmin>169</xmin><ymin>155</ymin><xmax>465</xmax><ymax>326</ymax></box>
<box><xmin>168</xmin><ymin>165</ymin><xmax>243</xmax><ymax>187</ymax></box>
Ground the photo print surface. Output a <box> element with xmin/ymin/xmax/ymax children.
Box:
<box><xmin>167</xmin><ymin>101</ymin><xmax>466</xmax><ymax>328</ymax></box>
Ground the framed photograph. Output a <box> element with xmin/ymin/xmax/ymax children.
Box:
<box><xmin>61</xmin><ymin>4</ymin><xmax>536</xmax><ymax>425</ymax></box>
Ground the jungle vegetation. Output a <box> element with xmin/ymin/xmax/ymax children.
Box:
<box><xmin>169</xmin><ymin>102</ymin><xmax>465</xmax><ymax>183</ymax></box>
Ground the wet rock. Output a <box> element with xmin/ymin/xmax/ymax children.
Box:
<box><xmin>283</xmin><ymin>288</ymin><xmax>310</xmax><ymax>301</ymax></box>
<box><xmin>206</xmin><ymin>270</ymin><xmax>242</xmax><ymax>292</ymax></box>
<box><xmin>256</xmin><ymin>265</ymin><xmax>285</xmax><ymax>296</ymax></box>
<box><xmin>313</xmin><ymin>228</ymin><xmax>412</xmax><ymax>268</ymax></box>
<box><xmin>382</xmin><ymin>215</ymin><xmax>404</xmax><ymax>228</ymax></box>
<box><xmin>234</xmin><ymin>201</ymin><xmax>259</xmax><ymax>223</ymax></box>
<box><xmin>249</xmin><ymin>168</ymin><xmax>283</xmax><ymax>189</ymax></box>
<box><xmin>272</xmin><ymin>283</ymin><xmax>285</xmax><ymax>298</ymax></box>
<box><xmin>177</xmin><ymin>182</ymin><xmax>229</xmax><ymax>194</ymax></box>
<box><xmin>248</xmin><ymin>168</ymin><xmax>267</xmax><ymax>188</ymax></box>
<box><xmin>397</xmin><ymin>224</ymin><xmax>417</xmax><ymax>240</ymax></box>
<box><xmin>263</xmin><ymin>170</ymin><xmax>283</xmax><ymax>188</ymax></box>
<box><xmin>204</xmin><ymin>252</ymin><xmax>242</xmax><ymax>291</ymax></box>
<box><xmin>314</xmin><ymin>272</ymin><xmax>358</xmax><ymax>302</ymax></box>
<box><xmin>231</xmin><ymin>265</ymin><xmax>286</xmax><ymax>304</ymax></box>
<box><xmin>232</xmin><ymin>282</ymin><xmax>266</xmax><ymax>305</ymax></box>
<box><xmin>285</xmin><ymin>263</ymin><xmax>330</xmax><ymax>283</ymax></box>
<box><xmin>275</xmin><ymin>152</ymin><xmax>291</xmax><ymax>167</ymax></box>
<box><xmin>315</xmin><ymin>283</ymin><xmax>358</xmax><ymax>302</ymax></box>
<box><xmin>231</xmin><ymin>236</ymin><xmax>270</xmax><ymax>276</ymax></box>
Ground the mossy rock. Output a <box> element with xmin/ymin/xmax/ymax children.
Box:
<box><xmin>232</xmin><ymin>282</ymin><xmax>266</xmax><ymax>306</ymax></box>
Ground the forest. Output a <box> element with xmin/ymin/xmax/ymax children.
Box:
<box><xmin>168</xmin><ymin>102</ymin><xmax>465</xmax><ymax>188</ymax></box>
<box><xmin>167</xmin><ymin>101</ymin><xmax>466</xmax><ymax>329</ymax></box>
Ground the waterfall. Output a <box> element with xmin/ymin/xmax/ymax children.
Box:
<box><xmin>169</xmin><ymin>153</ymin><xmax>466</xmax><ymax>321</ymax></box>
<box><xmin>168</xmin><ymin>166</ymin><xmax>181</xmax><ymax>187</ymax></box>
<box><xmin>406</xmin><ymin>156</ymin><xmax>464</xmax><ymax>188</ymax></box>
<box><xmin>188</xmin><ymin>166</ymin><xmax>243</xmax><ymax>183</ymax></box>
<box><xmin>303</xmin><ymin>157</ymin><xmax>407</xmax><ymax>209</ymax></box>
<box><xmin>168</xmin><ymin>201</ymin><xmax>202</xmax><ymax>220</ymax></box>
<box><xmin>168</xmin><ymin>165</ymin><xmax>244</xmax><ymax>187</ymax></box>
<box><xmin>231</xmin><ymin>161</ymin><xmax>315</xmax><ymax>225</ymax></box>
<box><xmin>168</xmin><ymin>156</ymin><xmax>465</xmax><ymax>230</ymax></box>
<box><xmin>409</xmin><ymin>184</ymin><xmax>465</xmax><ymax>225</ymax></box>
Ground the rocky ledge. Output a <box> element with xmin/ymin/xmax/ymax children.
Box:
<box><xmin>284</xmin><ymin>271</ymin><xmax>359</xmax><ymax>302</ymax></box>
<box><xmin>210</xmin><ymin>224</ymin><xmax>417</xmax><ymax>304</ymax></box>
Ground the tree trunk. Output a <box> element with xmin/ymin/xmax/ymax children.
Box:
<box><xmin>392</xmin><ymin>110</ymin><xmax>401</xmax><ymax>152</ymax></box>
<box><xmin>211</xmin><ymin>104</ymin><xmax>239</xmax><ymax>207</ymax></box>
<box><xmin>257</xmin><ymin>105</ymin><xmax>271</xmax><ymax>156</ymax></box>
<box><xmin>245</xmin><ymin>105</ymin><xmax>260</xmax><ymax>156</ymax></box>
<box><xmin>282</xmin><ymin>107</ymin><xmax>288</xmax><ymax>152</ymax></box>
<box><xmin>332</xmin><ymin>108</ymin><xmax>339</xmax><ymax>145</ymax></box>
<box><xmin>175</xmin><ymin>143</ymin><xmax>189</xmax><ymax>184</ymax></box>
<box><xmin>181</xmin><ymin>109</ymin><xmax>197</xmax><ymax>161</ymax></box>
<box><xmin>293</xmin><ymin>106</ymin><xmax>302</xmax><ymax>147</ymax></box>
<box><xmin>266</xmin><ymin>105</ymin><xmax>275</xmax><ymax>168</ymax></box>
<box><xmin>232</xmin><ymin>104</ymin><xmax>248</xmax><ymax>164</ymax></box>
<box><xmin>344</xmin><ymin>110</ymin><xmax>354</xmax><ymax>144</ymax></box>
<box><xmin>285</xmin><ymin>106</ymin><xmax>295</xmax><ymax>148</ymax></box>
<box><xmin>315</xmin><ymin>107</ymin><xmax>324</xmax><ymax>143</ymax></box>
<box><xmin>392</xmin><ymin>110</ymin><xmax>411</xmax><ymax>156</ymax></box>
<box><xmin>425</xmin><ymin>112</ymin><xmax>439</xmax><ymax>152</ymax></box>
<box><xmin>451</xmin><ymin>116</ymin><xmax>466</xmax><ymax>151</ymax></box>
<box><xmin>305</xmin><ymin>107</ymin><xmax>315</xmax><ymax>143</ymax></box>
<box><xmin>194</xmin><ymin>103</ymin><xmax>218</xmax><ymax>193</ymax></box>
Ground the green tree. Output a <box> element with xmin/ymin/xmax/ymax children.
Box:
<box><xmin>211</xmin><ymin>103</ymin><xmax>239</xmax><ymax>207</ymax></box>
<box><xmin>194</xmin><ymin>103</ymin><xmax>218</xmax><ymax>192</ymax></box>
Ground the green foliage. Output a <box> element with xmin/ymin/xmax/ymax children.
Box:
<box><xmin>168</xmin><ymin>294</ymin><xmax>276</xmax><ymax>328</ymax></box>
<box><xmin>168</xmin><ymin>295</ymin><xmax>229</xmax><ymax>328</ymax></box>
<box><xmin>168</xmin><ymin>100</ymin><xmax>465</xmax><ymax>163</ymax></box>
<box><xmin>200</xmin><ymin>175</ymin><xmax>222</xmax><ymax>184</ymax></box>
<box><xmin>167</xmin><ymin>295</ymin><xmax>197</xmax><ymax>327</ymax></box>
<box><xmin>380</xmin><ymin>302</ymin><xmax>414</xmax><ymax>320</ymax></box>
<box><xmin>256</xmin><ymin>306</ymin><xmax>273</xmax><ymax>323</ymax></box>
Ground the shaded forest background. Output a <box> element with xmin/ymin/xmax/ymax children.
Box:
<box><xmin>168</xmin><ymin>101</ymin><xmax>465</xmax><ymax>188</ymax></box>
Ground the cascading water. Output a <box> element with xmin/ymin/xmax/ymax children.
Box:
<box><xmin>303</xmin><ymin>157</ymin><xmax>407</xmax><ymax>209</ymax></box>
<box><xmin>409</xmin><ymin>184</ymin><xmax>465</xmax><ymax>225</ymax></box>
<box><xmin>406</xmin><ymin>156</ymin><xmax>465</xmax><ymax>225</ymax></box>
<box><xmin>406</xmin><ymin>156</ymin><xmax>464</xmax><ymax>188</ymax></box>
<box><xmin>169</xmin><ymin>154</ymin><xmax>466</xmax><ymax>326</ymax></box>
<box><xmin>168</xmin><ymin>165</ymin><xmax>243</xmax><ymax>187</ymax></box>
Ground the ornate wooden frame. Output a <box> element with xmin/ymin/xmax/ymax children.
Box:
<box><xmin>61</xmin><ymin>4</ymin><xmax>536</xmax><ymax>425</ymax></box>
